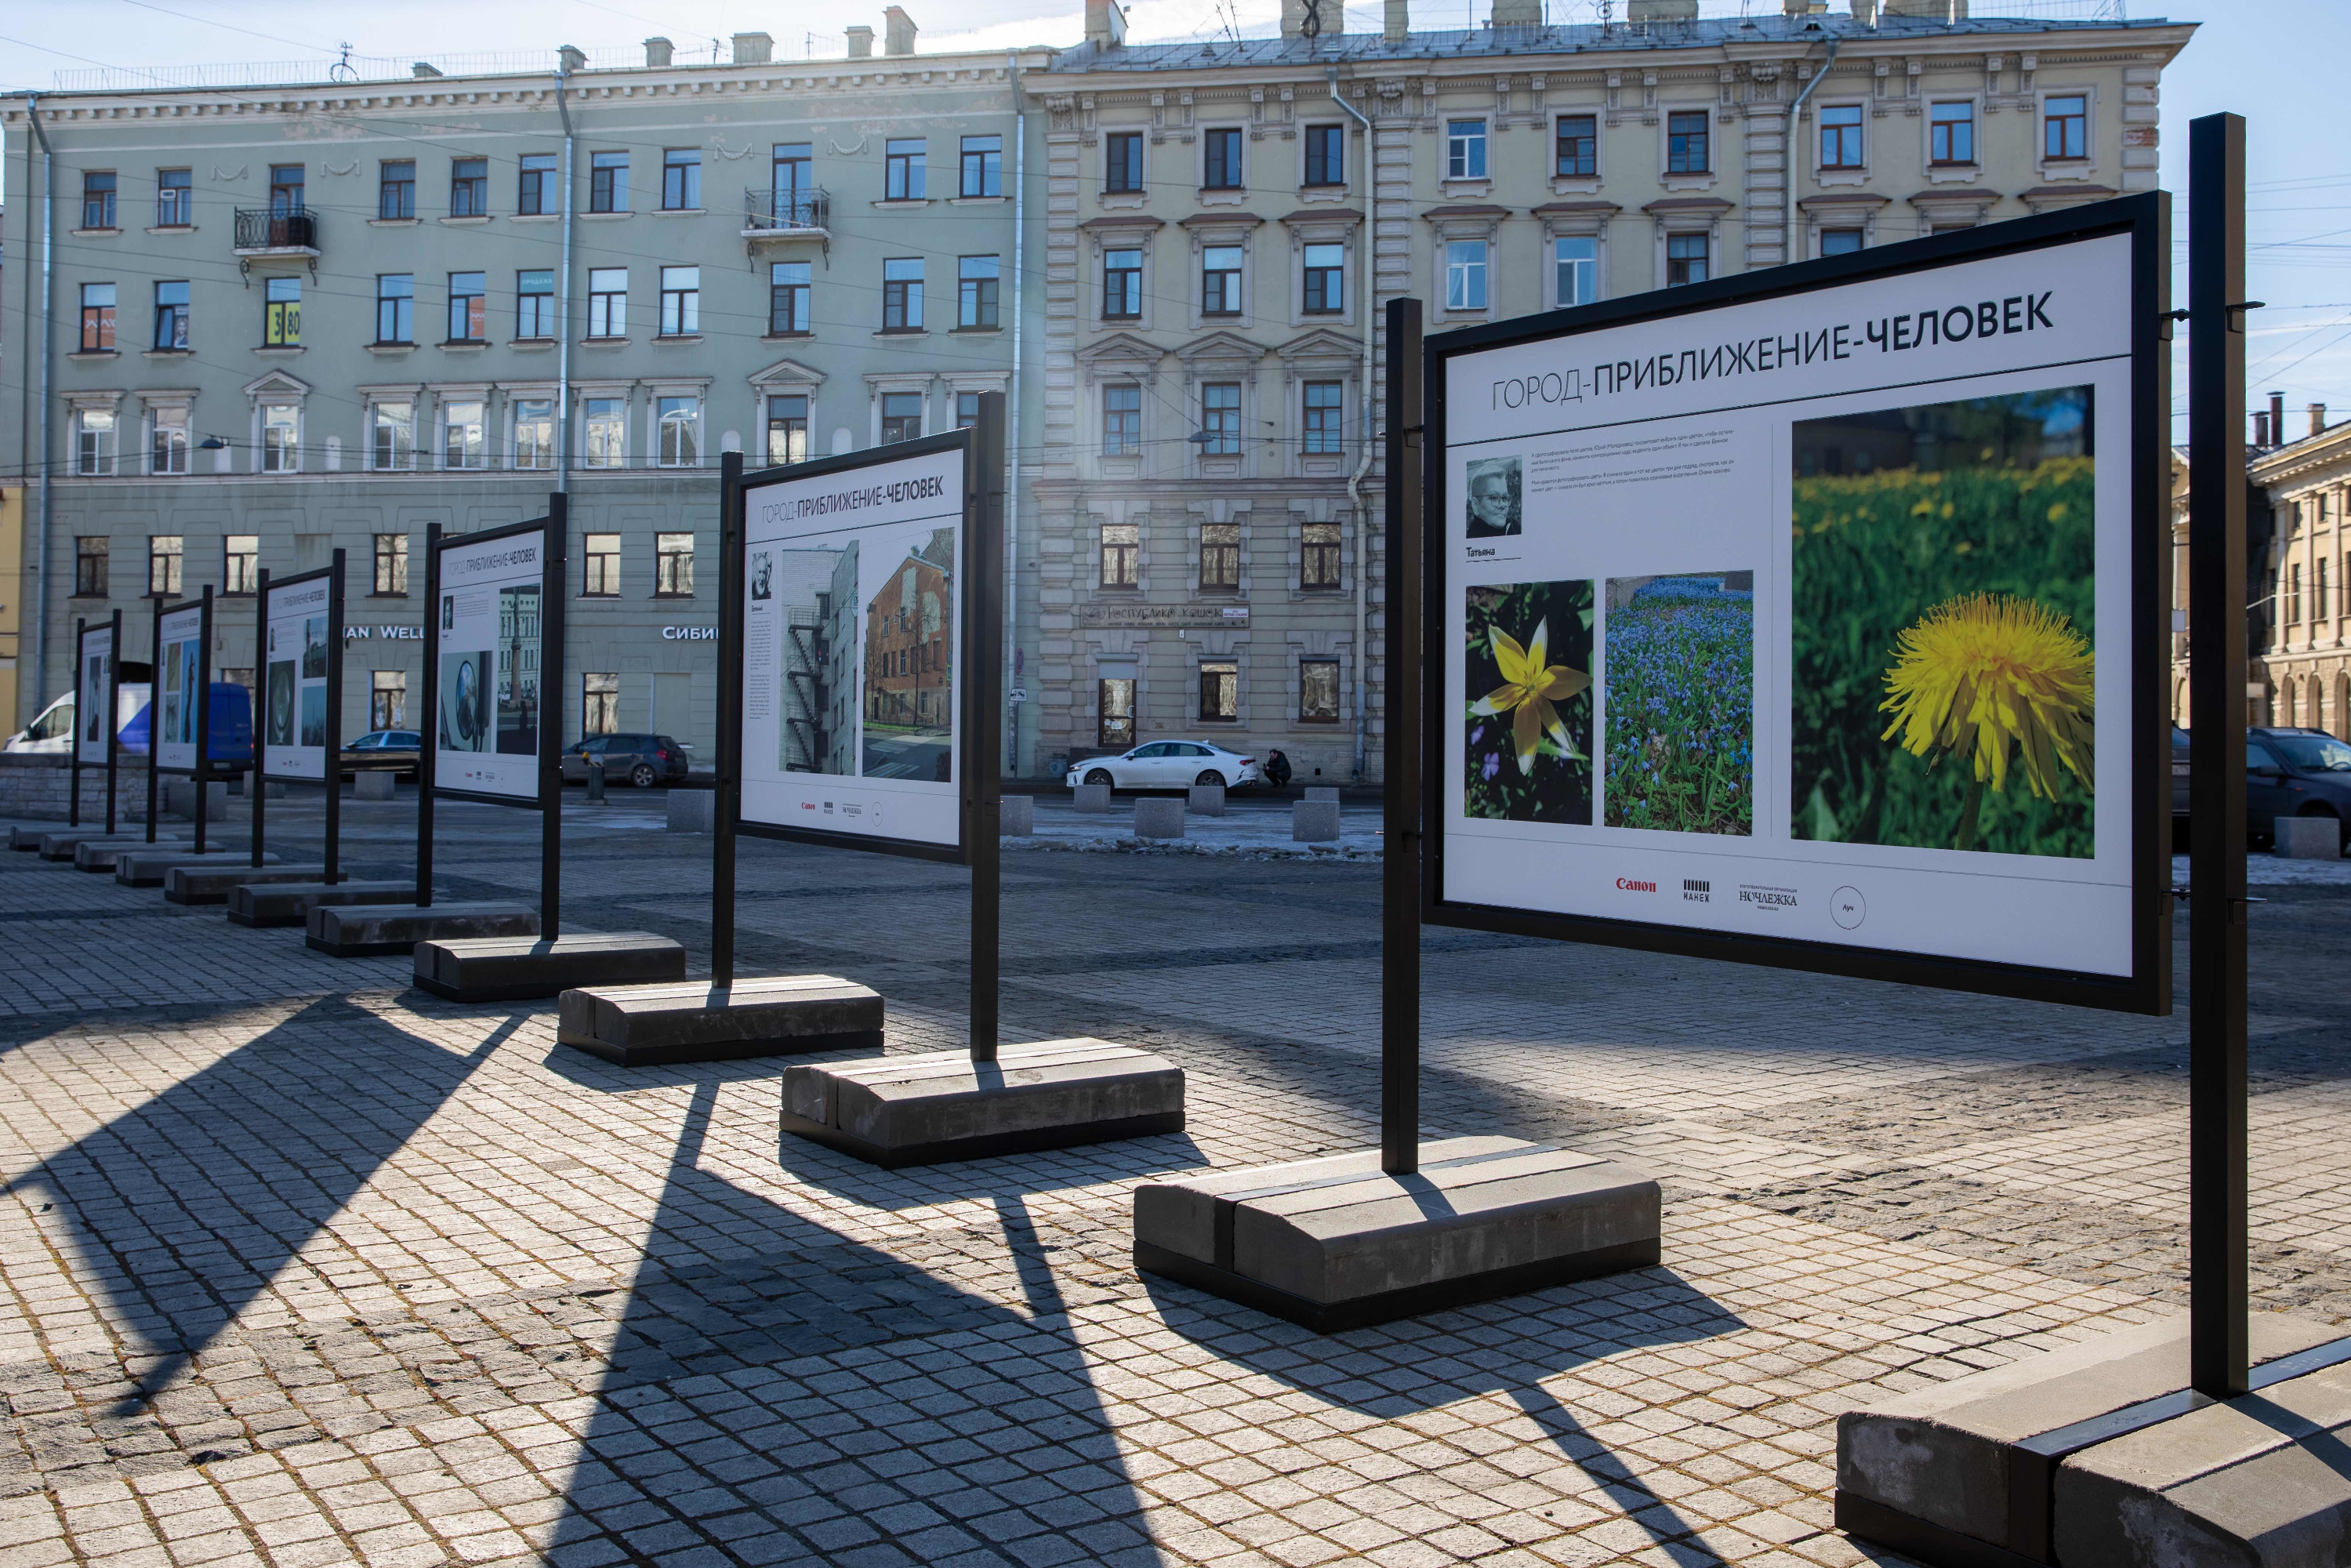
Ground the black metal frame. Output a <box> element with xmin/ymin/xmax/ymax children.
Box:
<box><xmin>1420</xmin><ymin>197</ymin><xmax>2171</xmax><ymax>1016</ymax></box>
<box><xmin>68</xmin><ymin>614</ymin><xmax>124</xmax><ymax>836</ymax></box>
<box><xmin>251</xmin><ymin>556</ymin><xmax>346</xmax><ymax>883</ymax></box>
<box><xmin>149</xmin><ymin>587</ymin><xmax>216</xmax><ymax>856</ymax></box>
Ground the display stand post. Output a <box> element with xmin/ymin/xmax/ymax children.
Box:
<box><xmin>540</xmin><ymin>496</ymin><xmax>565</xmax><ymax>942</ymax></box>
<box><xmin>252</xmin><ymin>569</ymin><xmax>270</xmax><ymax>869</ymax></box>
<box><xmin>104</xmin><ymin>609</ymin><xmax>122</xmax><ymax>836</ymax></box>
<box><xmin>416</xmin><ymin>523</ymin><xmax>440</xmax><ymax>909</ymax></box>
<box><xmin>145</xmin><ymin>595</ymin><xmax>163</xmax><ymax>844</ymax></box>
<box><xmin>713</xmin><ymin>451</ymin><xmax>744</xmax><ymax>987</ymax></box>
<box><xmin>326</xmin><ymin>549</ymin><xmax>345</xmax><ymax>887</ymax></box>
<box><xmin>69</xmin><ymin>619</ymin><xmax>84</xmax><ymax>830</ymax></box>
<box><xmin>967</xmin><ymin>400</ymin><xmax>1004</xmax><ymax>1064</ymax></box>
<box><xmin>192</xmin><ymin>586</ymin><xmax>213</xmax><ymax>857</ymax></box>
<box><xmin>1383</xmin><ymin>298</ymin><xmax>1424</xmax><ymax>1178</ymax></box>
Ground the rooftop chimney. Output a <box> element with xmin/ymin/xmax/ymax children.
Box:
<box><xmin>1085</xmin><ymin>0</ymin><xmax>1127</xmax><ymax>47</ymax></box>
<box><xmin>2313</xmin><ymin>403</ymin><xmax>2331</xmax><ymax>440</ymax></box>
<box><xmin>1627</xmin><ymin>1</ymin><xmax>1700</xmax><ymax>21</ymax></box>
<box><xmin>732</xmin><ymin>31</ymin><xmax>772</xmax><ymax>64</ymax></box>
<box><xmin>1491</xmin><ymin>0</ymin><xmax>1540</xmax><ymax>27</ymax></box>
<box><xmin>2255</xmin><ymin>411</ymin><xmax>2272</xmax><ymax>448</ymax></box>
<box><xmin>412</xmin><ymin>61</ymin><xmax>444</xmax><ymax>78</ymax></box>
<box><xmin>1384</xmin><ymin>0</ymin><xmax>1408</xmax><ymax>42</ymax></box>
<box><xmin>2271</xmin><ymin>390</ymin><xmax>2287</xmax><ymax>443</ymax></box>
<box><xmin>846</xmin><ymin>25</ymin><xmax>874</xmax><ymax>57</ymax></box>
<box><xmin>644</xmin><ymin>36</ymin><xmax>673</xmax><ymax>67</ymax></box>
<box><xmin>557</xmin><ymin>44</ymin><xmax>587</xmax><ymax>74</ymax></box>
<box><xmin>1851</xmin><ymin>0</ymin><xmax>1878</xmax><ymax>24</ymax></box>
<box><xmin>883</xmin><ymin>7</ymin><xmax>917</xmax><ymax>55</ymax></box>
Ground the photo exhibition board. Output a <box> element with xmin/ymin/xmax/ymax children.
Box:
<box><xmin>155</xmin><ymin>602</ymin><xmax>206</xmax><ymax>775</ymax></box>
<box><xmin>1435</xmin><ymin>228</ymin><xmax>2146</xmax><ymax>992</ymax></box>
<box><xmin>738</xmin><ymin>440</ymin><xmax>967</xmax><ymax>854</ymax></box>
<box><xmin>434</xmin><ymin>529</ymin><xmax>546</xmax><ymax>802</ymax></box>
<box><xmin>263</xmin><ymin>572</ymin><xmax>334</xmax><ymax>781</ymax></box>
<box><xmin>76</xmin><ymin>622</ymin><xmax>114</xmax><ymax>767</ymax></box>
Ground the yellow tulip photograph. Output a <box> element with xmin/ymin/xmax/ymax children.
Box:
<box><xmin>1465</xmin><ymin>579</ymin><xmax>1595</xmax><ymax>825</ymax></box>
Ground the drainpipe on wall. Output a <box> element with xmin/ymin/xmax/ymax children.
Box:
<box><xmin>1329</xmin><ymin>67</ymin><xmax>1376</xmax><ymax>783</ymax></box>
<box><xmin>1783</xmin><ymin>40</ymin><xmax>1839</xmax><ymax>267</ymax></box>
<box><xmin>554</xmin><ymin>53</ymin><xmax>578</xmax><ymax>492</ymax></box>
<box><xmin>26</xmin><ymin>95</ymin><xmax>56</xmax><ymax>710</ymax></box>
<box><xmin>1007</xmin><ymin>50</ymin><xmax>1027</xmax><ymax>778</ymax></box>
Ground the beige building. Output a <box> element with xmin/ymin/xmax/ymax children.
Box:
<box><xmin>2246</xmin><ymin>402</ymin><xmax>2351</xmax><ymax>736</ymax></box>
<box><xmin>1025</xmin><ymin>0</ymin><xmax>2194</xmax><ymax>782</ymax></box>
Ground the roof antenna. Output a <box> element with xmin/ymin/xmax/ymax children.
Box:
<box><xmin>329</xmin><ymin>42</ymin><xmax>357</xmax><ymax>82</ymax></box>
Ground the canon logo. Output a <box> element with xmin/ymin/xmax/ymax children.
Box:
<box><xmin>1614</xmin><ymin>877</ymin><xmax>1657</xmax><ymax>893</ymax></box>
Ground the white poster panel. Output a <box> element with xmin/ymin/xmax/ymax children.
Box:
<box><xmin>740</xmin><ymin>444</ymin><xmax>966</xmax><ymax>850</ymax></box>
<box><xmin>435</xmin><ymin>530</ymin><xmax>545</xmax><ymax>800</ymax></box>
<box><xmin>156</xmin><ymin>603</ymin><xmax>206</xmax><ymax>774</ymax></box>
<box><xmin>263</xmin><ymin>575</ymin><xmax>333</xmax><ymax>781</ymax></box>
<box><xmin>75</xmin><ymin>623</ymin><xmax>114</xmax><ymax>766</ymax></box>
<box><xmin>1440</xmin><ymin>232</ymin><xmax>2135</xmax><ymax>978</ymax></box>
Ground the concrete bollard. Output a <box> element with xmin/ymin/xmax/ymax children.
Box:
<box><xmin>1000</xmin><ymin>795</ymin><xmax>1035</xmax><ymax>836</ymax></box>
<box><xmin>355</xmin><ymin>771</ymin><xmax>395</xmax><ymax>801</ymax></box>
<box><xmin>1134</xmin><ymin>797</ymin><xmax>1185</xmax><ymax>840</ymax></box>
<box><xmin>1304</xmin><ymin>786</ymin><xmax>1341</xmax><ymax>804</ymax></box>
<box><xmin>585</xmin><ymin>768</ymin><xmax>607</xmax><ymax>803</ymax></box>
<box><xmin>265</xmin><ymin>780</ymin><xmax>287</xmax><ymax>800</ymax></box>
<box><xmin>2274</xmin><ymin>815</ymin><xmax>2341</xmax><ymax>859</ymax></box>
<box><xmin>165</xmin><ymin>779</ymin><xmax>230</xmax><ymax>821</ymax></box>
<box><xmin>667</xmin><ymin>789</ymin><xmax>716</xmax><ymax>833</ymax></box>
<box><xmin>1187</xmin><ymin>782</ymin><xmax>1226</xmax><ymax>817</ymax></box>
<box><xmin>1293</xmin><ymin>800</ymin><xmax>1341</xmax><ymax>842</ymax></box>
<box><xmin>1073</xmin><ymin>782</ymin><xmax>1113</xmax><ymax>813</ymax></box>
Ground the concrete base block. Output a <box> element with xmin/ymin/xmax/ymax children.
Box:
<box><xmin>1293</xmin><ymin>800</ymin><xmax>1342</xmax><ymax>841</ymax></box>
<box><xmin>40</xmin><ymin>829</ymin><xmax>181</xmax><ymax>862</ymax></box>
<box><xmin>114</xmin><ymin>848</ymin><xmax>277</xmax><ymax>885</ymax></box>
<box><xmin>413</xmin><ymin>931</ymin><xmax>685</xmax><ymax>1002</ymax></box>
<box><xmin>227</xmin><ymin>879</ymin><xmax>413</xmax><ymax>927</ymax></box>
<box><xmin>1188</xmin><ymin>782</ymin><xmax>1227</xmax><ymax>816</ymax></box>
<box><xmin>263</xmin><ymin>780</ymin><xmax>288</xmax><ymax>799</ymax></box>
<box><xmin>1073</xmin><ymin>782</ymin><xmax>1113</xmax><ymax>812</ymax></box>
<box><xmin>666</xmin><ymin>790</ymin><xmax>715</xmax><ymax>833</ymax></box>
<box><xmin>307</xmin><ymin>902</ymin><xmax>539</xmax><ymax>958</ymax></box>
<box><xmin>1837</xmin><ymin>1312</ymin><xmax>2351</xmax><ymax>1567</ymax></box>
<box><xmin>781</xmin><ymin>1039</ymin><xmax>1185</xmax><ymax>1168</ymax></box>
<box><xmin>354</xmin><ymin>771</ymin><xmax>395</xmax><ymax>801</ymax></box>
<box><xmin>163</xmin><ymin>862</ymin><xmax>325</xmax><ymax>906</ymax></box>
<box><xmin>2274</xmin><ymin>815</ymin><xmax>2340</xmax><ymax>859</ymax></box>
<box><xmin>163</xmin><ymin>779</ymin><xmax>230</xmax><ymax>821</ymax></box>
<box><xmin>1304</xmin><ymin>786</ymin><xmax>1341</xmax><ymax>803</ymax></box>
<box><xmin>1134</xmin><ymin>797</ymin><xmax>1185</xmax><ymax>839</ymax></box>
<box><xmin>558</xmin><ymin>974</ymin><xmax>884</xmax><ymax>1065</ymax></box>
<box><xmin>1134</xmin><ymin>1137</ymin><xmax>1661</xmax><ymax>1334</ymax></box>
<box><xmin>1000</xmin><ymin>795</ymin><xmax>1035</xmax><ymax>836</ymax></box>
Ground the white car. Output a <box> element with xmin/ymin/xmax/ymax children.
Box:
<box><xmin>1068</xmin><ymin>739</ymin><xmax>1262</xmax><ymax>791</ymax></box>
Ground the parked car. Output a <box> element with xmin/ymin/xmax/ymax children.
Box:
<box><xmin>341</xmin><ymin>730</ymin><xmax>422</xmax><ymax>778</ymax></box>
<box><xmin>2246</xmin><ymin>726</ymin><xmax>2351</xmax><ymax>850</ymax></box>
<box><xmin>6</xmin><ymin>679</ymin><xmax>152</xmax><ymax>754</ymax></box>
<box><xmin>1065</xmin><ymin>740</ymin><xmax>1262</xmax><ymax>791</ymax></box>
<box><xmin>562</xmin><ymin>733</ymin><xmax>691</xmax><ymax>788</ymax></box>
<box><xmin>118</xmin><ymin>682</ymin><xmax>254</xmax><ymax>774</ymax></box>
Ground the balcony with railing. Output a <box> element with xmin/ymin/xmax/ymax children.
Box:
<box><xmin>742</xmin><ymin>187</ymin><xmax>832</xmax><ymax>242</ymax></box>
<box><xmin>233</xmin><ymin>208</ymin><xmax>321</xmax><ymax>277</ymax></box>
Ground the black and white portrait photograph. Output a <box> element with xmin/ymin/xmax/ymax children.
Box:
<box><xmin>1466</xmin><ymin>456</ymin><xmax>1522</xmax><ymax>539</ymax></box>
<box><xmin>751</xmin><ymin>551</ymin><xmax>774</xmax><ymax>601</ymax></box>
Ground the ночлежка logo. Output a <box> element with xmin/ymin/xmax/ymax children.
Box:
<box><xmin>1738</xmin><ymin>884</ymin><xmax>1798</xmax><ymax>910</ymax></box>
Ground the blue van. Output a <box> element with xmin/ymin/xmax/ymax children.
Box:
<box><xmin>121</xmin><ymin>682</ymin><xmax>255</xmax><ymax>772</ymax></box>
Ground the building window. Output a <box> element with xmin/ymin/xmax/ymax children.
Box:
<box><xmin>371</xmin><ymin>671</ymin><xmax>408</xmax><ymax>731</ymax></box>
<box><xmin>1303</xmin><ymin>243</ymin><xmax>1344</xmax><ymax>314</ymax></box>
<box><xmin>1445</xmin><ymin>240</ymin><xmax>1488</xmax><ymax>311</ymax></box>
<box><xmin>151</xmin><ymin>406</ymin><xmax>190</xmax><ymax>474</ymax></box>
<box><xmin>767</xmin><ymin>395</ymin><xmax>809</xmax><ymax>465</ymax></box>
<box><xmin>1553</xmin><ymin>236</ymin><xmax>1598</xmax><ymax>307</ymax></box>
<box><xmin>513</xmin><ymin>401</ymin><xmax>554</xmax><ymax>470</ymax></box>
<box><xmin>2044</xmin><ymin>94</ymin><xmax>2088</xmax><ymax>160</ymax></box>
<box><xmin>264</xmin><ymin>278</ymin><xmax>300</xmax><ymax>347</ymax></box>
<box><xmin>1667</xmin><ymin>233</ymin><xmax>1710</xmax><ymax>287</ymax></box>
<box><xmin>2288</xmin><ymin>563</ymin><xmax>2303</xmax><ymax>626</ymax></box>
<box><xmin>656</xmin><ymin>397</ymin><xmax>700</xmax><ymax>468</ymax></box>
<box><xmin>450</xmin><ymin>157</ymin><xmax>488</xmax><ymax>216</ymax></box>
<box><xmin>660</xmin><ymin>148</ymin><xmax>700</xmax><ymax>211</ymax></box>
<box><xmin>1446</xmin><ymin>120</ymin><xmax>1489</xmax><ymax>180</ymax></box>
<box><xmin>883</xmin><ymin>259</ymin><xmax>923</xmax><ymax>330</ymax></box>
<box><xmin>269</xmin><ymin>164</ymin><xmax>305</xmax><ymax>216</ymax></box>
<box><xmin>517</xmin><ymin>270</ymin><xmax>554</xmax><ymax>339</ymax></box>
<box><xmin>1203</xmin><ymin>245</ymin><xmax>1243</xmax><ymax>316</ymax></box>
<box><xmin>373</xmin><ymin>533</ymin><xmax>408</xmax><ymax>595</ymax></box>
<box><xmin>1098</xmin><ymin>678</ymin><xmax>1135</xmax><ymax>748</ymax></box>
<box><xmin>1201</xmin><ymin>383</ymin><xmax>1242</xmax><ymax>456</ymax></box>
<box><xmin>1555</xmin><ymin>114</ymin><xmax>1597</xmax><ymax>178</ymax></box>
<box><xmin>590</xmin><ymin>150</ymin><xmax>628</xmax><ymax>212</ymax></box>
<box><xmin>375</xmin><ymin>274</ymin><xmax>414</xmax><ymax>344</ymax></box>
<box><xmin>583</xmin><ymin>534</ymin><xmax>622</xmax><ymax>597</ymax></box>
<box><xmin>1101</xmin><ymin>523</ymin><xmax>1139</xmax><ymax>589</ymax></box>
<box><xmin>1303</xmin><ymin>381</ymin><xmax>1344</xmax><ymax>455</ymax></box>
<box><xmin>1303</xmin><ymin>124</ymin><xmax>1344</xmax><ymax>187</ymax></box>
<box><xmin>224</xmin><ymin>535</ymin><xmax>259</xmax><ymax>596</ymax></box>
<box><xmin>80</xmin><ymin>284</ymin><xmax>116</xmax><ymax>352</ymax></box>
<box><xmin>1299</xmin><ymin>658</ymin><xmax>1341</xmax><ymax>722</ymax></box>
<box><xmin>444</xmin><ymin>401</ymin><xmax>486</xmax><ymax>470</ymax></box>
<box><xmin>448</xmin><ymin>271</ymin><xmax>487</xmax><ymax>343</ymax></box>
<box><xmin>1821</xmin><ymin>227</ymin><xmax>1864</xmax><ymax>256</ymax></box>
<box><xmin>959</xmin><ymin>256</ymin><xmax>1000</xmax><ymax>328</ymax></box>
<box><xmin>154</xmin><ymin>281</ymin><xmax>190</xmax><ymax>350</ymax></box>
<box><xmin>658</xmin><ymin>267</ymin><xmax>699</xmax><ymax>336</ymax></box>
<box><xmin>1104</xmin><ymin>248</ymin><xmax>1142</xmax><ymax>318</ymax></box>
<box><xmin>1103</xmin><ymin>386</ymin><xmax>1141</xmax><ymax>456</ymax></box>
<box><xmin>1931</xmin><ymin>101</ymin><xmax>1976</xmax><ymax>165</ymax></box>
<box><xmin>75</xmin><ymin>538</ymin><xmax>111</xmax><ymax>597</ymax></box>
<box><xmin>1199</xmin><ymin>660</ymin><xmax>1239</xmax><ymax>721</ymax></box>
<box><xmin>655</xmin><ymin>533</ymin><xmax>695</xmax><ymax>597</ymax></box>
<box><xmin>1302</xmin><ymin>521</ymin><xmax>1341</xmax><ymax>590</ymax></box>
<box><xmin>1667</xmin><ymin>111</ymin><xmax>1710</xmax><ymax>174</ymax></box>
<box><xmin>261</xmin><ymin>403</ymin><xmax>299</xmax><ymax>472</ymax></box>
<box><xmin>772</xmin><ymin>143</ymin><xmax>813</xmax><ymax>213</ymax></box>
<box><xmin>518</xmin><ymin>152</ymin><xmax>557</xmax><ymax>215</ymax></box>
<box><xmin>82</xmin><ymin>171</ymin><xmax>118</xmax><ymax>229</ymax></box>
<box><xmin>1105</xmin><ymin>132</ymin><xmax>1143</xmax><ymax>194</ymax></box>
<box><xmin>880</xmin><ymin>392</ymin><xmax>924</xmax><ymax>444</ymax></box>
<box><xmin>582</xmin><ymin>673</ymin><xmax>620</xmax><ymax>735</ymax></box>
<box><xmin>584</xmin><ymin>397</ymin><xmax>626</xmax><ymax>468</ymax></box>
<box><xmin>157</xmin><ymin>169</ymin><xmax>192</xmax><ymax>227</ymax></box>
<box><xmin>1819</xmin><ymin>105</ymin><xmax>1864</xmax><ymax>169</ymax></box>
<box><xmin>371</xmin><ymin>401</ymin><xmax>415</xmax><ymax>470</ymax></box>
<box><xmin>148</xmin><ymin>535</ymin><xmax>183</xmax><ymax>597</ymax></box>
<box><xmin>886</xmin><ymin>139</ymin><xmax>927</xmax><ymax>200</ymax></box>
<box><xmin>960</xmin><ymin>135</ymin><xmax>1003</xmax><ymax>198</ymax></box>
<box><xmin>75</xmin><ymin>408</ymin><xmax>118</xmax><ymax>476</ymax></box>
<box><xmin>956</xmin><ymin>391</ymin><xmax>982</xmax><ymax>430</ymax></box>
<box><xmin>770</xmin><ymin>261</ymin><xmax>811</xmax><ymax>334</ymax></box>
<box><xmin>1203</xmin><ymin>128</ymin><xmax>1243</xmax><ymax>191</ymax></box>
<box><xmin>587</xmin><ymin>268</ymin><xmax>626</xmax><ymax>338</ymax></box>
<box><xmin>1200</xmin><ymin>523</ymin><xmax>1240</xmax><ymax>592</ymax></box>
<box><xmin>379</xmin><ymin>160</ymin><xmax>415</xmax><ymax>220</ymax></box>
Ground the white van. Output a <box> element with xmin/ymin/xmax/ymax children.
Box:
<box><xmin>6</xmin><ymin>684</ymin><xmax>154</xmax><ymax>755</ymax></box>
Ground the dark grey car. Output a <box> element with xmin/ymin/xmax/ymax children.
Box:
<box><xmin>2246</xmin><ymin>727</ymin><xmax>2351</xmax><ymax>849</ymax></box>
<box><xmin>561</xmin><ymin>732</ymin><xmax>691</xmax><ymax>788</ymax></box>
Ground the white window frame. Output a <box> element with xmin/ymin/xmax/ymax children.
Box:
<box><xmin>73</xmin><ymin>406</ymin><xmax>118</xmax><ymax>477</ymax></box>
<box><xmin>581</xmin><ymin>391</ymin><xmax>628</xmax><ymax>470</ymax></box>
<box><xmin>1552</xmin><ymin>235</ymin><xmax>1598</xmax><ymax>310</ymax></box>
<box><xmin>1445</xmin><ymin>119</ymin><xmax>1489</xmax><ymax>181</ymax></box>
<box><xmin>147</xmin><ymin>401</ymin><xmax>192</xmax><ymax>476</ymax></box>
<box><xmin>440</xmin><ymin>397</ymin><xmax>487</xmax><ymax>470</ymax></box>
<box><xmin>370</xmin><ymin>399</ymin><xmax>416</xmax><ymax>472</ymax></box>
<box><xmin>654</xmin><ymin>394</ymin><xmax>702</xmax><ymax>469</ymax></box>
<box><xmin>586</xmin><ymin>267</ymin><xmax>628</xmax><ymax>339</ymax></box>
<box><xmin>508</xmin><ymin>390</ymin><xmax>557</xmax><ymax>470</ymax></box>
<box><xmin>1443</xmin><ymin>239</ymin><xmax>1489</xmax><ymax>314</ymax></box>
<box><xmin>257</xmin><ymin>401</ymin><xmax>302</xmax><ymax>474</ymax></box>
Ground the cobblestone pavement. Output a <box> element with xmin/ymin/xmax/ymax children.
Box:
<box><xmin>2</xmin><ymin>793</ymin><xmax>2346</xmax><ymax>1568</ymax></box>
